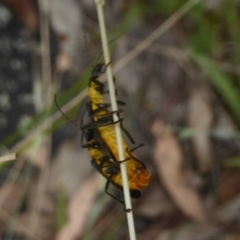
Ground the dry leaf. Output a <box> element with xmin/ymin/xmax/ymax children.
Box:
<box><xmin>55</xmin><ymin>52</ymin><xmax>72</xmax><ymax>72</ymax></box>
<box><xmin>17</xmin><ymin>211</ymin><xmax>55</xmax><ymax>239</ymax></box>
<box><xmin>214</xmin><ymin>104</ymin><xmax>237</xmax><ymax>138</ymax></box>
<box><xmin>136</xmin><ymin>179</ymin><xmax>176</xmax><ymax>218</ymax></box>
<box><xmin>157</xmin><ymin>223</ymin><xmax>219</xmax><ymax>240</ymax></box>
<box><xmin>188</xmin><ymin>88</ymin><xmax>213</xmax><ymax>173</ymax></box>
<box><xmin>49</xmin><ymin>0</ymin><xmax>83</xmax><ymax>72</ymax></box>
<box><xmin>55</xmin><ymin>173</ymin><xmax>101</xmax><ymax>240</ymax></box>
<box><xmin>217</xmin><ymin>169</ymin><xmax>240</xmax><ymax>204</ymax></box>
<box><xmin>151</xmin><ymin>120</ymin><xmax>207</xmax><ymax>222</ymax></box>
<box><xmin>49</xmin><ymin>140</ymin><xmax>93</xmax><ymax>197</ymax></box>
<box><xmin>215</xmin><ymin>194</ymin><xmax>240</xmax><ymax>222</ymax></box>
<box><xmin>0</xmin><ymin>183</ymin><xmax>22</xmax><ymax>212</ymax></box>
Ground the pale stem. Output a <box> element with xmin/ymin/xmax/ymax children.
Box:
<box><xmin>94</xmin><ymin>0</ymin><xmax>136</xmax><ymax>240</ymax></box>
<box><xmin>0</xmin><ymin>153</ymin><xmax>16</xmax><ymax>163</ymax></box>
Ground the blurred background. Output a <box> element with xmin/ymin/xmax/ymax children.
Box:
<box><xmin>1</xmin><ymin>0</ymin><xmax>240</xmax><ymax>239</ymax></box>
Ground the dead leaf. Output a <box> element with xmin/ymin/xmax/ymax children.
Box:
<box><xmin>55</xmin><ymin>52</ymin><xmax>72</xmax><ymax>72</ymax></box>
<box><xmin>217</xmin><ymin>169</ymin><xmax>240</xmax><ymax>204</ymax></box>
<box><xmin>17</xmin><ymin>211</ymin><xmax>55</xmax><ymax>240</ymax></box>
<box><xmin>151</xmin><ymin>120</ymin><xmax>207</xmax><ymax>222</ymax></box>
<box><xmin>55</xmin><ymin>173</ymin><xmax>101</xmax><ymax>240</ymax></box>
<box><xmin>215</xmin><ymin>194</ymin><xmax>240</xmax><ymax>222</ymax></box>
<box><xmin>0</xmin><ymin>183</ymin><xmax>22</xmax><ymax>212</ymax></box>
<box><xmin>49</xmin><ymin>0</ymin><xmax>82</xmax><ymax>72</ymax></box>
<box><xmin>136</xmin><ymin>179</ymin><xmax>176</xmax><ymax>218</ymax></box>
<box><xmin>157</xmin><ymin>223</ymin><xmax>219</xmax><ymax>240</ymax></box>
<box><xmin>214</xmin><ymin>104</ymin><xmax>237</xmax><ymax>138</ymax></box>
<box><xmin>188</xmin><ymin>88</ymin><xmax>213</xmax><ymax>173</ymax></box>
<box><xmin>49</xmin><ymin>140</ymin><xmax>93</xmax><ymax>197</ymax></box>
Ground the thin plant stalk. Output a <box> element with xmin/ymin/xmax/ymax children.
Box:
<box><xmin>94</xmin><ymin>1</ymin><xmax>136</xmax><ymax>240</ymax></box>
<box><xmin>113</xmin><ymin>0</ymin><xmax>201</xmax><ymax>74</ymax></box>
<box><xmin>0</xmin><ymin>153</ymin><xmax>16</xmax><ymax>163</ymax></box>
<box><xmin>27</xmin><ymin>0</ymin><xmax>53</xmax><ymax>237</ymax></box>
